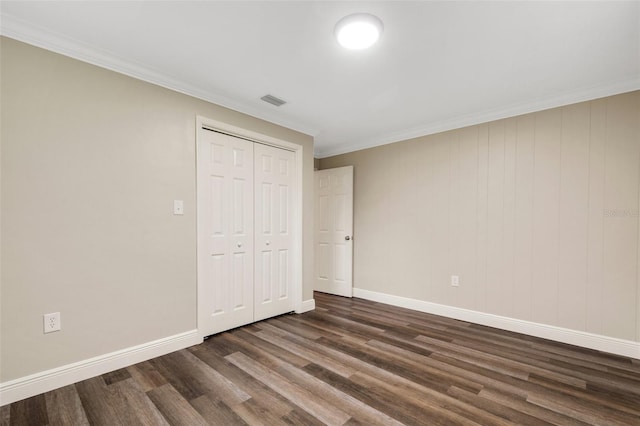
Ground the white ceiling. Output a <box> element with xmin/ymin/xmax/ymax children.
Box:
<box><xmin>1</xmin><ymin>1</ymin><xmax>639</xmax><ymax>158</ymax></box>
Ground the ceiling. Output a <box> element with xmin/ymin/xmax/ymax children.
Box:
<box><xmin>1</xmin><ymin>1</ymin><xmax>638</xmax><ymax>158</ymax></box>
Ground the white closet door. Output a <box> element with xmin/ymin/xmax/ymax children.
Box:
<box><xmin>198</xmin><ymin>130</ymin><xmax>254</xmax><ymax>336</ymax></box>
<box><xmin>254</xmin><ymin>143</ymin><xmax>295</xmax><ymax>320</ymax></box>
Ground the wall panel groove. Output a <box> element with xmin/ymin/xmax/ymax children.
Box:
<box><xmin>320</xmin><ymin>91</ymin><xmax>640</xmax><ymax>345</ymax></box>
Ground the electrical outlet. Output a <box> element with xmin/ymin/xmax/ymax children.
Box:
<box><xmin>451</xmin><ymin>275</ymin><xmax>460</xmax><ymax>287</ymax></box>
<box><xmin>43</xmin><ymin>312</ymin><xmax>61</xmax><ymax>333</ymax></box>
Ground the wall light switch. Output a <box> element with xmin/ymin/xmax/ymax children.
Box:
<box><xmin>173</xmin><ymin>200</ymin><xmax>184</xmax><ymax>215</ymax></box>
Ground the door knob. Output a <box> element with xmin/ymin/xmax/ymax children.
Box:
<box><xmin>237</xmin><ymin>242</ymin><xmax>242</xmax><ymax>248</ymax></box>
<box><xmin>345</xmin><ymin>236</ymin><xmax>351</xmax><ymax>241</ymax></box>
<box><xmin>266</xmin><ymin>241</ymin><xmax>271</xmax><ymax>246</ymax></box>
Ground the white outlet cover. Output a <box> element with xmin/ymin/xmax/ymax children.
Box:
<box><xmin>44</xmin><ymin>312</ymin><xmax>61</xmax><ymax>333</ymax></box>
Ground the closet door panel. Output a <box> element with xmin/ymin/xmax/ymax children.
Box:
<box><xmin>198</xmin><ymin>130</ymin><xmax>254</xmax><ymax>336</ymax></box>
<box><xmin>254</xmin><ymin>144</ymin><xmax>295</xmax><ymax>320</ymax></box>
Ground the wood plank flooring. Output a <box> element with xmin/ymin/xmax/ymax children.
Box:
<box><xmin>2</xmin><ymin>292</ymin><xmax>640</xmax><ymax>425</ymax></box>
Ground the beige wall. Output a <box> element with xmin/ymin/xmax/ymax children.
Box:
<box><xmin>0</xmin><ymin>37</ymin><xmax>314</xmax><ymax>382</ymax></box>
<box><xmin>320</xmin><ymin>91</ymin><xmax>640</xmax><ymax>342</ymax></box>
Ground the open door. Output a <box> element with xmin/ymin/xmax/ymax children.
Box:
<box><xmin>314</xmin><ymin>166</ymin><xmax>353</xmax><ymax>297</ymax></box>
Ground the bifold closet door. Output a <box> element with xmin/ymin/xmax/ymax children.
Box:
<box><xmin>198</xmin><ymin>130</ymin><xmax>254</xmax><ymax>335</ymax></box>
<box><xmin>254</xmin><ymin>143</ymin><xmax>295</xmax><ymax>321</ymax></box>
<box><xmin>199</xmin><ymin>129</ymin><xmax>296</xmax><ymax>337</ymax></box>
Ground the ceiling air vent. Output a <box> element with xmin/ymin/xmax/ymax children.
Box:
<box><xmin>260</xmin><ymin>94</ymin><xmax>287</xmax><ymax>107</ymax></box>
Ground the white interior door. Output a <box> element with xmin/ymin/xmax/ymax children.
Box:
<box><xmin>198</xmin><ymin>130</ymin><xmax>254</xmax><ymax>336</ymax></box>
<box><xmin>254</xmin><ymin>143</ymin><xmax>296</xmax><ymax>320</ymax></box>
<box><xmin>314</xmin><ymin>166</ymin><xmax>354</xmax><ymax>297</ymax></box>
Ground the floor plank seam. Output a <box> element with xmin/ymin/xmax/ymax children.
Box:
<box><xmin>4</xmin><ymin>293</ymin><xmax>640</xmax><ymax>425</ymax></box>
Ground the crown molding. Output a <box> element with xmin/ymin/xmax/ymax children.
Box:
<box><xmin>314</xmin><ymin>77</ymin><xmax>640</xmax><ymax>158</ymax></box>
<box><xmin>2</xmin><ymin>13</ymin><xmax>637</xmax><ymax>159</ymax></box>
<box><xmin>0</xmin><ymin>13</ymin><xmax>319</xmax><ymax>138</ymax></box>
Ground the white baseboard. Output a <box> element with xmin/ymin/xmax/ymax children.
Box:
<box><xmin>296</xmin><ymin>298</ymin><xmax>316</xmax><ymax>314</ymax></box>
<box><xmin>0</xmin><ymin>330</ymin><xmax>202</xmax><ymax>406</ymax></box>
<box><xmin>353</xmin><ymin>288</ymin><xmax>640</xmax><ymax>360</ymax></box>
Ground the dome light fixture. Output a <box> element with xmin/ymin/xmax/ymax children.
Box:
<box><xmin>334</xmin><ymin>13</ymin><xmax>383</xmax><ymax>50</ymax></box>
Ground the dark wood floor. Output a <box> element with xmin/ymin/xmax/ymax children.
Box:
<box><xmin>3</xmin><ymin>292</ymin><xmax>640</xmax><ymax>425</ymax></box>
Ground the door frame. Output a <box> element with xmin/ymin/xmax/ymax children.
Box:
<box><xmin>195</xmin><ymin>115</ymin><xmax>304</xmax><ymax>340</ymax></box>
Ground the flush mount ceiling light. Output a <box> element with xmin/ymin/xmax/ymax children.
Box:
<box><xmin>334</xmin><ymin>13</ymin><xmax>383</xmax><ymax>50</ymax></box>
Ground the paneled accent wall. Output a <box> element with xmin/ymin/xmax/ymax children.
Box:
<box><xmin>320</xmin><ymin>91</ymin><xmax>640</xmax><ymax>342</ymax></box>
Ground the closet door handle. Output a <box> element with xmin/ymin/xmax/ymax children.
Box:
<box><xmin>266</xmin><ymin>241</ymin><xmax>271</xmax><ymax>246</ymax></box>
<box><xmin>237</xmin><ymin>242</ymin><xmax>242</xmax><ymax>248</ymax></box>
